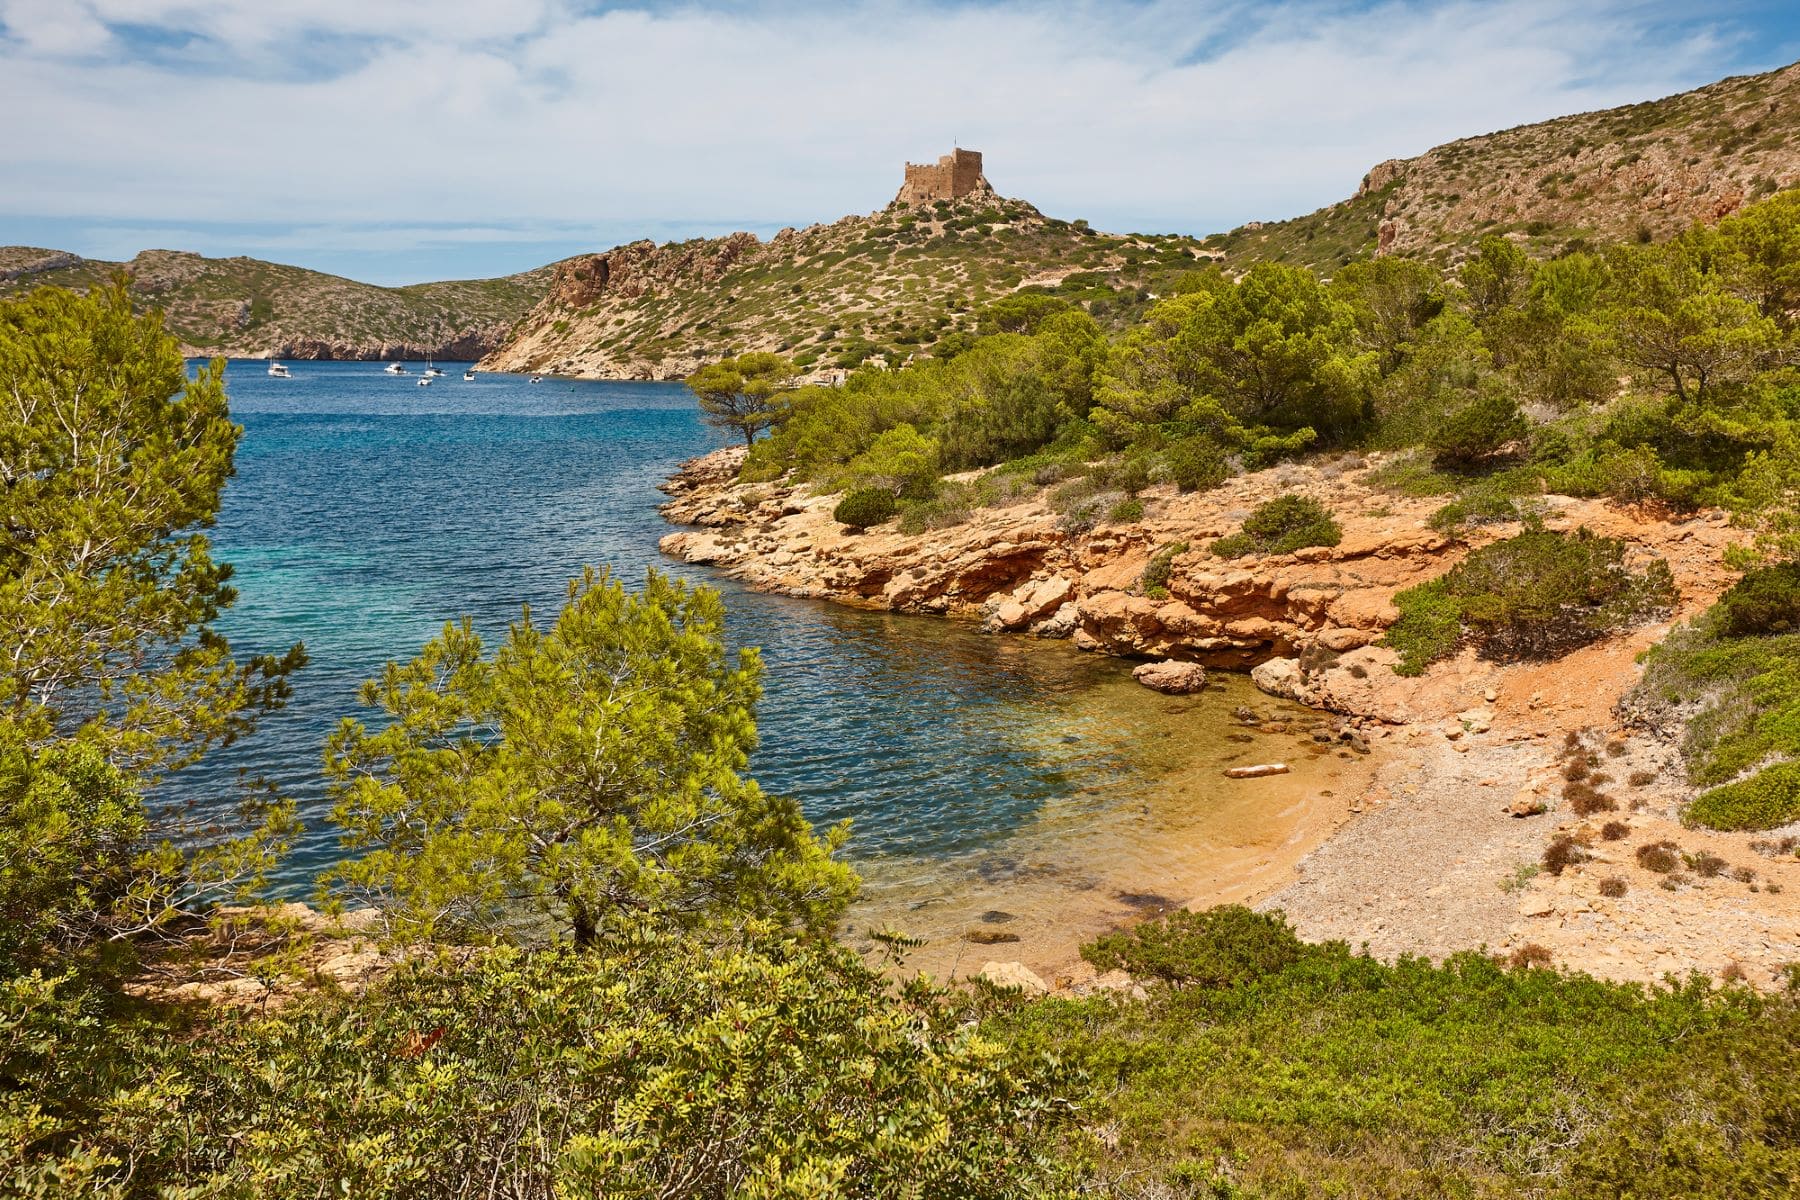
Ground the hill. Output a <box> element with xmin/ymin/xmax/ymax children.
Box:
<box><xmin>478</xmin><ymin>152</ymin><xmax>1221</xmax><ymax>381</ymax></box>
<box><xmin>1207</xmin><ymin>59</ymin><xmax>1800</xmax><ymax>272</ymax></box>
<box><xmin>0</xmin><ymin>246</ymin><xmax>559</xmax><ymax>360</ymax></box>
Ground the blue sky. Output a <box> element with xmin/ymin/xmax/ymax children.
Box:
<box><xmin>4</xmin><ymin>0</ymin><xmax>1799</xmax><ymax>285</ymax></box>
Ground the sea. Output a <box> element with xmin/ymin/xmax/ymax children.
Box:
<box><xmin>195</xmin><ymin>360</ymin><xmax>1361</xmax><ymax>972</ymax></box>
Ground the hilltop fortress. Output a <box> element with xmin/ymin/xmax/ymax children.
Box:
<box><xmin>895</xmin><ymin>148</ymin><xmax>995</xmax><ymax>205</ymax></box>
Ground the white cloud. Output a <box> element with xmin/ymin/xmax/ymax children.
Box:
<box><xmin>0</xmin><ymin>0</ymin><xmax>1775</xmax><ymax>276</ymax></box>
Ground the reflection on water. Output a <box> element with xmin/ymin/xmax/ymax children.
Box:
<box><xmin>186</xmin><ymin>362</ymin><xmax>1367</xmax><ymax>968</ymax></box>
<box><xmin>838</xmin><ymin>664</ymin><xmax>1373</xmax><ymax>978</ymax></box>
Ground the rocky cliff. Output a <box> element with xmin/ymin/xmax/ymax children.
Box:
<box><xmin>1210</xmin><ymin>59</ymin><xmax>1800</xmax><ymax>271</ymax></box>
<box><xmin>478</xmin><ymin>192</ymin><xmax>1215</xmax><ymax>381</ymax></box>
<box><xmin>659</xmin><ymin>446</ymin><xmax>1738</xmax><ymax>711</ymax></box>
<box><xmin>0</xmin><ymin>246</ymin><xmax>560</xmax><ymax>360</ymax></box>
<box><xmin>658</xmin><ymin>446</ymin><xmax>1746</xmax><ymax>738</ymax></box>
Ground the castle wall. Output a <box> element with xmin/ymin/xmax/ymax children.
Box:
<box><xmin>897</xmin><ymin>149</ymin><xmax>986</xmax><ymax>205</ymax></box>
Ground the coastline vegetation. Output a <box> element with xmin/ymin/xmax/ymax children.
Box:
<box><xmin>747</xmin><ymin>189</ymin><xmax>1800</xmax><ymax>825</ymax></box>
<box><xmin>10</xmin><ymin>203</ymin><xmax>1800</xmax><ymax>1194</ymax></box>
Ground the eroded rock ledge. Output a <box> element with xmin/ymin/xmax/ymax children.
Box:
<box><xmin>658</xmin><ymin>446</ymin><xmax>1734</xmax><ymax>720</ymax></box>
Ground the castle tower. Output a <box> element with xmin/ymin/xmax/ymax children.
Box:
<box><xmin>895</xmin><ymin>148</ymin><xmax>993</xmax><ymax>206</ymax></box>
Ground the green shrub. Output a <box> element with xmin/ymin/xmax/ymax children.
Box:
<box><xmin>1002</xmin><ymin>904</ymin><xmax>1788</xmax><ymax>1197</ymax></box>
<box><xmin>1082</xmin><ymin>905</ymin><xmax>1303</xmax><ymax>988</ymax></box>
<box><xmin>1141</xmin><ymin>542</ymin><xmax>1190</xmax><ymax>596</ymax></box>
<box><xmin>1564</xmin><ymin>1003</ymin><xmax>1800</xmax><ymax>1197</ymax></box>
<box><xmin>1385</xmin><ymin>578</ymin><xmax>1465</xmax><ymax>675</ymax></box>
<box><xmin>31</xmin><ymin>938</ymin><xmax>1078</xmax><ymax>1197</ymax></box>
<box><xmin>1715</xmin><ymin>563</ymin><xmax>1800</xmax><ymax>638</ymax></box>
<box><xmin>1209</xmin><ymin>532</ymin><xmax>1256</xmax><ymax>558</ymax></box>
<box><xmin>1163</xmin><ymin>436</ymin><xmax>1229</xmax><ymax>492</ymax></box>
<box><xmin>1212</xmin><ymin>494</ymin><xmax>1342</xmax><ymax>558</ymax></box>
<box><xmin>1429</xmin><ymin>392</ymin><xmax>1528</xmax><ymax>466</ymax></box>
<box><xmin>1387</xmin><ymin>527</ymin><xmax>1676</xmax><ymax>673</ymax></box>
<box><xmin>1452</xmin><ymin>527</ymin><xmax>1676</xmax><ymax>660</ymax></box>
<box><xmin>1096</xmin><ymin>453</ymin><xmax>1153</xmax><ymax>497</ymax></box>
<box><xmin>1685</xmin><ymin>762</ymin><xmax>1800</xmax><ymax>830</ymax></box>
<box><xmin>896</xmin><ymin>489</ymin><xmax>973</xmax><ymax>535</ymax></box>
<box><xmin>1428</xmin><ymin>491</ymin><xmax>1522</xmax><ymax>535</ymax></box>
<box><xmin>1633</xmin><ymin>617</ymin><xmax>1800</xmax><ymax>788</ymax></box>
<box><xmin>833</xmin><ymin>487</ymin><xmax>897</xmax><ymax>530</ymax></box>
<box><xmin>1108</xmin><ymin>497</ymin><xmax>1145</xmax><ymax>523</ymax></box>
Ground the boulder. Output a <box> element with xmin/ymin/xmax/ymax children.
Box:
<box><xmin>1251</xmin><ymin>656</ymin><xmax>1310</xmax><ymax>703</ymax></box>
<box><xmin>978</xmin><ymin>960</ymin><xmax>1049</xmax><ymax>994</ymax></box>
<box><xmin>1031</xmin><ymin>602</ymin><xmax>1079</xmax><ymax>639</ymax></box>
<box><xmin>1132</xmin><ymin>660</ymin><xmax>1209</xmax><ymax>694</ymax></box>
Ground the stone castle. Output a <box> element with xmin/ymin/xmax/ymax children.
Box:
<box><xmin>895</xmin><ymin>148</ymin><xmax>993</xmax><ymax>206</ymax></box>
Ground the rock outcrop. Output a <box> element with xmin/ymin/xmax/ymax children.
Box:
<box><xmin>659</xmin><ymin>446</ymin><xmax>1743</xmax><ymax>712</ymax></box>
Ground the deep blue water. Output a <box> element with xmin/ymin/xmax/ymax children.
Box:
<box><xmin>194</xmin><ymin>360</ymin><xmax>1147</xmax><ymax>891</ymax></box>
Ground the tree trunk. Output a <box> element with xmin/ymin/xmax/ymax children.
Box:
<box><xmin>570</xmin><ymin>901</ymin><xmax>596</xmax><ymax>948</ymax></box>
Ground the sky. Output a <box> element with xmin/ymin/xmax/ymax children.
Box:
<box><xmin>4</xmin><ymin>1</ymin><xmax>1800</xmax><ymax>285</ymax></box>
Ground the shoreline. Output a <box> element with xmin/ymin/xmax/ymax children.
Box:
<box><xmin>658</xmin><ymin>447</ymin><xmax>1800</xmax><ymax>991</ymax></box>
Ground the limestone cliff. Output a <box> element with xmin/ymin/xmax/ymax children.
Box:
<box><xmin>1210</xmin><ymin>59</ymin><xmax>1800</xmax><ymax>270</ymax></box>
<box><xmin>658</xmin><ymin>447</ymin><xmax>1740</xmax><ymax>719</ymax></box>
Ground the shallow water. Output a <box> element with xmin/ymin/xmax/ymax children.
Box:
<box><xmin>193</xmin><ymin>360</ymin><xmax>1362</xmax><ymax>968</ymax></box>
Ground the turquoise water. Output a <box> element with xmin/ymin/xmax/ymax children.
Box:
<box><xmin>196</xmin><ymin>360</ymin><xmax>1160</xmax><ymax>891</ymax></box>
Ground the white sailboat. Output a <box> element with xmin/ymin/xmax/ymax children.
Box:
<box><xmin>422</xmin><ymin>359</ymin><xmax>444</xmax><ymax>379</ymax></box>
<box><xmin>267</xmin><ymin>361</ymin><xmax>291</xmax><ymax>378</ymax></box>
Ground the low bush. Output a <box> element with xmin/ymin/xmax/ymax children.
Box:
<box><xmin>1108</xmin><ymin>497</ymin><xmax>1145</xmax><ymax>523</ymax></box>
<box><xmin>1385</xmin><ymin>578</ymin><xmax>1463</xmax><ymax>675</ymax></box>
<box><xmin>1599</xmin><ymin>877</ymin><xmax>1628</xmax><ymax>898</ymax></box>
<box><xmin>1212</xmin><ymin>494</ymin><xmax>1342</xmax><ymax>559</ymax></box>
<box><xmin>1507</xmin><ymin>943</ymin><xmax>1554</xmax><ymax>969</ymax></box>
<box><xmin>1685</xmin><ymin>761</ymin><xmax>1800</xmax><ymax>831</ymax></box>
<box><xmin>29</xmin><ymin>937</ymin><xmax>1078</xmax><ymax>1197</ymax></box>
<box><xmin>1429</xmin><ymin>391</ymin><xmax>1528</xmax><ymax>466</ymax></box>
<box><xmin>1002</xmin><ymin>903</ymin><xmax>1799</xmax><ymax>1198</ymax></box>
<box><xmin>1140</xmin><ymin>542</ymin><xmax>1189</xmax><ymax>597</ymax></box>
<box><xmin>1714</xmin><ymin>562</ymin><xmax>1800</xmax><ymax>638</ymax></box>
<box><xmin>1636</xmin><ymin>841</ymin><xmax>1680</xmax><ymax>873</ymax></box>
<box><xmin>1684</xmin><ymin>851</ymin><xmax>1730</xmax><ymax>878</ymax></box>
<box><xmin>1163</xmin><ymin>436</ymin><xmax>1229</xmax><ymax>492</ymax></box>
<box><xmin>1600</xmin><ymin>820</ymin><xmax>1630</xmax><ymax>841</ymax></box>
<box><xmin>1633</xmin><ymin>624</ymin><xmax>1800</xmax><ymax>788</ymax></box>
<box><xmin>833</xmin><ymin>486</ymin><xmax>897</xmax><ymax>530</ymax></box>
<box><xmin>1543</xmin><ymin>834</ymin><xmax>1589</xmax><ymax>875</ymax></box>
<box><xmin>1383</xmin><ymin>526</ymin><xmax>1677</xmax><ymax>674</ymax></box>
<box><xmin>1564</xmin><ymin>781</ymin><xmax>1616</xmax><ymax>816</ymax></box>
<box><xmin>1428</xmin><ymin>490</ymin><xmax>1521</xmax><ymax>535</ymax></box>
<box><xmin>1082</xmin><ymin>905</ymin><xmax>1303</xmax><ymax>989</ymax></box>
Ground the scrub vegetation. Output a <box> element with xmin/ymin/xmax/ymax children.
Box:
<box><xmin>9</xmin><ymin>274</ymin><xmax>1800</xmax><ymax>1199</ymax></box>
<box><xmin>12</xmin><ymin>89</ymin><xmax>1800</xmax><ymax>1187</ymax></box>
